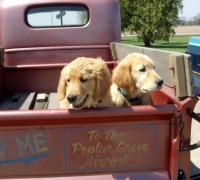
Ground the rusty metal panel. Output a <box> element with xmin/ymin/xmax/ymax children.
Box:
<box><xmin>0</xmin><ymin>120</ymin><xmax>171</xmax><ymax>178</ymax></box>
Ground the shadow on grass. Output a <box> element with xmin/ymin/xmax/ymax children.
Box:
<box><xmin>123</xmin><ymin>44</ymin><xmax>188</xmax><ymax>50</ymax></box>
<box><xmin>152</xmin><ymin>45</ymin><xmax>188</xmax><ymax>49</ymax></box>
<box><xmin>158</xmin><ymin>42</ymin><xmax>187</xmax><ymax>45</ymax></box>
<box><xmin>123</xmin><ymin>40</ymin><xmax>187</xmax><ymax>46</ymax></box>
<box><xmin>121</xmin><ymin>39</ymin><xmax>188</xmax><ymax>53</ymax></box>
<box><xmin>122</xmin><ymin>39</ymin><xmax>139</xmax><ymax>43</ymax></box>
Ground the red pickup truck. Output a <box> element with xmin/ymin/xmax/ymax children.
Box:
<box><xmin>0</xmin><ymin>0</ymin><xmax>199</xmax><ymax>179</ymax></box>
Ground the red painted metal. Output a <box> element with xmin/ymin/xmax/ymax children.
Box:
<box><xmin>4</xmin><ymin>46</ymin><xmax>111</xmax><ymax>53</ymax></box>
<box><xmin>0</xmin><ymin>0</ymin><xmax>120</xmax><ymax>49</ymax></box>
<box><xmin>4</xmin><ymin>62</ymin><xmax>116</xmax><ymax>95</ymax></box>
<box><xmin>4</xmin><ymin>48</ymin><xmax>113</xmax><ymax>66</ymax></box>
<box><xmin>0</xmin><ymin>104</ymin><xmax>176</xmax><ymax>123</ymax></box>
<box><xmin>0</xmin><ymin>0</ymin><xmax>199</xmax><ymax>179</ymax></box>
<box><xmin>0</xmin><ymin>113</ymin><xmax>173</xmax><ymax>178</ymax></box>
<box><xmin>0</xmin><ymin>0</ymin><xmax>120</xmax><ymax>66</ymax></box>
<box><xmin>1</xmin><ymin>171</ymin><xmax>170</xmax><ymax>180</ymax></box>
<box><xmin>177</xmin><ymin>96</ymin><xmax>199</xmax><ymax>178</ymax></box>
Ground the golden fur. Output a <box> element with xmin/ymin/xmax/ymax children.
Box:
<box><xmin>57</xmin><ymin>57</ymin><xmax>111</xmax><ymax>109</ymax></box>
<box><xmin>111</xmin><ymin>53</ymin><xmax>163</xmax><ymax>106</ymax></box>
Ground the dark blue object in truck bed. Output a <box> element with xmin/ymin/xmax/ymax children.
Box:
<box><xmin>186</xmin><ymin>36</ymin><xmax>200</xmax><ymax>86</ymax></box>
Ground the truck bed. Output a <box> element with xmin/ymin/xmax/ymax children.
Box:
<box><xmin>0</xmin><ymin>48</ymin><xmax>199</xmax><ymax>180</ymax></box>
<box><xmin>0</xmin><ymin>92</ymin><xmax>59</xmax><ymax>110</ymax></box>
<box><xmin>0</xmin><ymin>60</ymin><xmax>190</xmax><ymax>179</ymax></box>
<box><xmin>0</xmin><ymin>62</ymin><xmax>117</xmax><ymax>111</ymax></box>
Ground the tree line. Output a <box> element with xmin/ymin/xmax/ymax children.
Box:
<box><xmin>118</xmin><ymin>0</ymin><xmax>183</xmax><ymax>47</ymax></box>
<box><xmin>180</xmin><ymin>14</ymin><xmax>200</xmax><ymax>26</ymax></box>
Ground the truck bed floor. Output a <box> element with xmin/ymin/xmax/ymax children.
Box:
<box><xmin>0</xmin><ymin>92</ymin><xmax>60</xmax><ymax>110</ymax></box>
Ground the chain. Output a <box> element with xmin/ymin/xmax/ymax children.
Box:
<box><xmin>174</xmin><ymin>111</ymin><xmax>184</xmax><ymax>150</ymax></box>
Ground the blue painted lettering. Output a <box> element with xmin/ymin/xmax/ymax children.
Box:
<box><xmin>0</xmin><ymin>139</ymin><xmax>8</xmax><ymax>159</ymax></box>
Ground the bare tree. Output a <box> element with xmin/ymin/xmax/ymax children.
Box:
<box><xmin>179</xmin><ymin>14</ymin><xmax>200</xmax><ymax>25</ymax></box>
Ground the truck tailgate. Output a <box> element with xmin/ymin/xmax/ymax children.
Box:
<box><xmin>0</xmin><ymin>105</ymin><xmax>176</xmax><ymax>179</ymax></box>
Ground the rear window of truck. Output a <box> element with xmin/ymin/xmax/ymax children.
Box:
<box><xmin>27</xmin><ymin>5</ymin><xmax>88</xmax><ymax>27</ymax></box>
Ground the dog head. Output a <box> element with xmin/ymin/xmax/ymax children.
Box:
<box><xmin>112</xmin><ymin>53</ymin><xmax>163</xmax><ymax>94</ymax></box>
<box><xmin>57</xmin><ymin>57</ymin><xmax>111</xmax><ymax>109</ymax></box>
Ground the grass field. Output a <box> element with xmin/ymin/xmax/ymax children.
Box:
<box><xmin>121</xmin><ymin>34</ymin><xmax>200</xmax><ymax>53</ymax></box>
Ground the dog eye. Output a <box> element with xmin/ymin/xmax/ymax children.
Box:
<box><xmin>139</xmin><ymin>67</ymin><xmax>146</xmax><ymax>72</ymax></box>
<box><xmin>80</xmin><ymin>77</ymin><xmax>87</xmax><ymax>82</ymax></box>
<box><xmin>67</xmin><ymin>79</ymin><xmax>70</xmax><ymax>82</ymax></box>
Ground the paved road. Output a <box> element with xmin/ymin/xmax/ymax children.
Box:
<box><xmin>191</xmin><ymin>96</ymin><xmax>200</xmax><ymax>176</ymax></box>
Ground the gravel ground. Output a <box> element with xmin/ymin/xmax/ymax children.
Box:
<box><xmin>191</xmin><ymin>97</ymin><xmax>200</xmax><ymax>177</ymax></box>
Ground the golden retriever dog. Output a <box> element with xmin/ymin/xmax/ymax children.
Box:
<box><xmin>111</xmin><ymin>53</ymin><xmax>163</xmax><ymax>106</ymax></box>
<box><xmin>57</xmin><ymin>57</ymin><xmax>111</xmax><ymax>109</ymax></box>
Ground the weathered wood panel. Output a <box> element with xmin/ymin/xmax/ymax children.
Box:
<box><xmin>169</xmin><ymin>55</ymin><xmax>187</xmax><ymax>100</ymax></box>
<box><xmin>48</xmin><ymin>92</ymin><xmax>60</xmax><ymax>109</ymax></box>
<box><xmin>183</xmin><ymin>54</ymin><xmax>194</xmax><ymax>97</ymax></box>
<box><xmin>19</xmin><ymin>92</ymin><xmax>36</xmax><ymax>110</ymax></box>
<box><xmin>110</xmin><ymin>42</ymin><xmax>194</xmax><ymax>100</ymax></box>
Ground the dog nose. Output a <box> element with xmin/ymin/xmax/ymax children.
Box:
<box><xmin>67</xmin><ymin>94</ymin><xmax>77</xmax><ymax>103</ymax></box>
<box><xmin>155</xmin><ymin>79</ymin><xmax>163</xmax><ymax>87</ymax></box>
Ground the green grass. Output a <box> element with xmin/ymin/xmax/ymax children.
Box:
<box><xmin>121</xmin><ymin>34</ymin><xmax>200</xmax><ymax>53</ymax></box>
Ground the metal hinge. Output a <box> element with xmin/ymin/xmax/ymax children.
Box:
<box><xmin>178</xmin><ymin>170</ymin><xmax>186</xmax><ymax>180</ymax></box>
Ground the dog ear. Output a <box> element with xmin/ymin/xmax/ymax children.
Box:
<box><xmin>95</xmin><ymin>64</ymin><xmax>112</xmax><ymax>100</ymax></box>
<box><xmin>112</xmin><ymin>63</ymin><xmax>136</xmax><ymax>92</ymax></box>
<box><xmin>57</xmin><ymin>67</ymin><xmax>67</xmax><ymax>101</ymax></box>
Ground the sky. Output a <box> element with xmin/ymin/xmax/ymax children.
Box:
<box><xmin>180</xmin><ymin>0</ymin><xmax>200</xmax><ymax>19</ymax></box>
